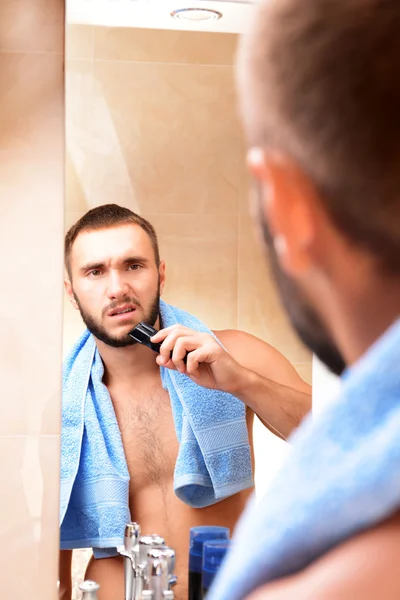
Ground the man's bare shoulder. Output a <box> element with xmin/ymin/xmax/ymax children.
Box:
<box><xmin>248</xmin><ymin>511</ymin><xmax>400</xmax><ymax>599</ymax></box>
<box><xmin>212</xmin><ymin>329</ymin><xmax>311</xmax><ymax>392</ymax></box>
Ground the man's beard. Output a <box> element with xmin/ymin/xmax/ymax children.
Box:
<box><xmin>73</xmin><ymin>285</ymin><xmax>160</xmax><ymax>348</ymax></box>
<box><xmin>255</xmin><ymin>192</ymin><xmax>346</xmax><ymax>376</ymax></box>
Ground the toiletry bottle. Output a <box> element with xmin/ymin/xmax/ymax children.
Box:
<box><xmin>201</xmin><ymin>539</ymin><xmax>230</xmax><ymax>598</ymax></box>
<box><xmin>188</xmin><ymin>526</ymin><xmax>229</xmax><ymax>600</ymax></box>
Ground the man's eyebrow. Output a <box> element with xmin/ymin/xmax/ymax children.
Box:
<box><xmin>79</xmin><ymin>256</ymin><xmax>149</xmax><ymax>273</ymax></box>
<box><xmin>122</xmin><ymin>256</ymin><xmax>149</xmax><ymax>265</ymax></box>
<box><xmin>79</xmin><ymin>262</ymin><xmax>104</xmax><ymax>273</ymax></box>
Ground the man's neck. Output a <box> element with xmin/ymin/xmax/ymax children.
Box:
<box><xmin>95</xmin><ymin>318</ymin><xmax>161</xmax><ymax>388</ymax></box>
<box><xmin>325</xmin><ymin>269</ymin><xmax>400</xmax><ymax>368</ymax></box>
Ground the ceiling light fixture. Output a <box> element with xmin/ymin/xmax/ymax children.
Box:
<box><xmin>170</xmin><ymin>8</ymin><xmax>222</xmax><ymax>21</ymax></box>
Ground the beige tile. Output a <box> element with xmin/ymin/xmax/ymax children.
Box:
<box><xmin>0</xmin><ymin>58</ymin><xmax>64</xmax><ymax>436</ymax></box>
<box><xmin>0</xmin><ymin>156</ymin><xmax>64</xmax><ymax>435</ymax></box>
<box><xmin>0</xmin><ymin>0</ymin><xmax>64</xmax><ymax>53</ymax></box>
<box><xmin>65</xmin><ymin>211</ymin><xmax>85</xmax><ymax>233</ymax></box>
<box><xmin>94</xmin><ymin>27</ymin><xmax>238</xmax><ymax>65</ymax></box>
<box><xmin>66</xmin><ymin>60</ymin><xmax>94</xmax><ymax>213</ymax></box>
<box><xmin>239</xmin><ymin>172</ymin><xmax>252</xmax><ymax>215</ymax></box>
<box><xmin>89</xmin><ymin>61</ymin><xmax>246</xmax><ymax>214</ymax></box>
<box><xmin>0</xmin><ymin>436</ymin><xmax>60</xmax><ymax>599</ymax></box>
<box><xmin>294</xmin><ymin>363</ymin><xmax>313</xmax><ymax>386</ymax></box>
<box><xmin>63</xmin><ymin>214</ymin><xmax>87</xmax><ymax>357</ymax></box>
<box><xmin>238</xmin><ymin>216</ymin><xmax>312</xmax><ymax>363</ymax></box>
<box><xmin>0</xmin><ymin>52</ymin><xmax>64</xmax><ymax>162</ymax></box>
<box><xmin>145</xmin><ymin>214</ymin><xmax>238</xmax><ymax>330</ymax></box>
<box><xmin>63</xmin><ymin>292</ymin><xmax>86</xmax><ymax>359</ymax></box>
<box><xmin>66</xmin><ymin>24</ymin><xmax>93</xmax><ymax>60</ymax></box>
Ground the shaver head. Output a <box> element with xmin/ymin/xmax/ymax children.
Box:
<box><xmin>129</xmin><ymin>321</ymin><xmax>187</xmax><ymax>364</ymax></box>
<box><xmin>128</xmin><ymin>322</ymin><xmax>161</xmax><ymax>353</ymax></box>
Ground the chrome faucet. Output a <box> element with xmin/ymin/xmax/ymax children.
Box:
<box><xmin>83</xmin><ymin>523</ymin><xmax>177</xmax><ymax>600</ymax></box>
<box><xmin>79</xmin><ymin>580</ymin><xmax>100</xmax><ymax>600</ymax></box>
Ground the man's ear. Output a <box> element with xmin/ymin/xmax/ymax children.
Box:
<box><xmin>158</xmin><ymin>260</ymin><xmax>166</xmax><ymax>296</ymax></box>
<box><xmin>247</xmin><ymin>147</ymin><xmax>316</xmax><ymax>276</ymax></box>
<box><xmin>64</xmin><ymin>277</ymin><xmax>79</xmax><ymax>310</ymax></box>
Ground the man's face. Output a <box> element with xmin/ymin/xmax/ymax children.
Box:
<box><xmin>66</xmin><ymin>224</ymin><xmax>164</xmax><ymax>348</ymax></box>
<box><xmin>254</xmin><ymin>185</ymin><xmax>346</xmax><ymax>376</ymax></box>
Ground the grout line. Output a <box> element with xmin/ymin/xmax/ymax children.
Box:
<box><xmin>90</xmin><ymin>25</ymin><xmax>95</xmax><ymax>61</ymax></box>
<box><xmin>0</xmin><ymin>49</ymin><xmax>63</xmax><ymax>55</ymax></box>
<box><xmin>92</xmin><ymin>57</ymin><xmax>234</xmax><ymax>68</ymax></box>
<box><xmin>0</xmin><ymin>434</ymin><xmax>60</xmax><ymax>439</ymax></box>
<box><xmin>237</xmin><ymin>204</ymin><xmax>241</xmax><ymax>331</ymax></box>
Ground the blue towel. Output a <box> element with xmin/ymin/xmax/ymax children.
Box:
<box><xmin>60</xmin><ymin>300</ymin><xmax>253</xmax><ymax>555</ymax></box>
<box><xmin>209</xmin><ymin>318</ymin><xmax>400</xmax><ymax>600</ymax></box>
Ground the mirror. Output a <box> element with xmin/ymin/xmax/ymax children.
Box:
<box><xmin>63</xmin><ymin>6</ymin><xmax>312</xmax><ymax>599</ymax></box>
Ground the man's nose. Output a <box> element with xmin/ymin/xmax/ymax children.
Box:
<box><xmin>106</xmin><ymin>271</ymin><xmax>130</xmax><ymax>299</ymax></box>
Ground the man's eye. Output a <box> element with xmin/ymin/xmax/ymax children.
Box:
<box><xmin>128</xmin><ymin>264</ymin><xmax>141</xmax><ymax>271</ymax></box>
<box><xmin>89</xmin><ymin>269</ymin><xmax>101</xmax><ymax>277</ymax></box>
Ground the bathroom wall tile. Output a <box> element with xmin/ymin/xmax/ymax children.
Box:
<box><xmin>0</xmin><ymin>50</ymin><xmax>64</xmax><ymax>435</ymax></box>
<box><xmin>0</xmin><ymin>158</ymin><xmax>64</xmax><ymax>436</ymax></box>
<box><xmin>63</xmin><ymin>214</ymin><xmax>87</xmax><ymax>357</ymax></box>
<box><xmin>144</xmin><ymin>214</ymin><xmax>238</xmax><ymax>331</ymax></box>
<box><xmin>0</xmin><ymin>0</ymin><xmax>64</xmax><ymax>53</ymax></box>
<box><xmin>65</xmin><ymin>211</ymin><xmax>85</xmax><ymax>232</ymax></box>
<box><xmin>238</xmin><ymin>216</ymin><xmax>312</xmax><ymax>363</ymax></box>
<box><xmin>0</xmin><ymin>436</ymin><xmax>60</xmax><ymax>599</ymax></box>
<box><xmin>239</xmin><ymin>171</ymin><xmax>252</xmax><ymax>215</ymax></box>
<box><xmin>63</xmin><ymin>293</ymin><xmax>86</xmax><ymax>358</ymax></box>
<box><xmin>0</xmin><ymin>52</ymin><xmax>64</xmax><ymax>162</ymax></box>
<box><xmin>94</xmin><ymin>27</ymin><xmax>238</xmax><ymax>65</ymax></box>
<box><xmin>90</xmin><ymin>60</ymin><xmax>245</xmax><ymax>214</ymax></box>
<box><xmin>66</xmin><ymin>24</ymin><xmax>93</xmax><ymax>60</ymax></box>
<box><xmin>66</xmin><ymin>60</ymin><xmax>94</xmax><ymax>213</ymax></box>
<box><xmin>294</xmin><ymin>363</ymin><xmax>313</xmax><ymax>386</ymax></box>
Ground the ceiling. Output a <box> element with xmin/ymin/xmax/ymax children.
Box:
<box><xmin>67</xmin><ymin>0</ymin><xmax>254</xmax><ymax>34</ymax></box>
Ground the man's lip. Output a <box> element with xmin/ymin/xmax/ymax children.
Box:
<box><xmin>108</xmin><ymin>305</ymin><xmax>137</xmax><ymax>317</ymax></box>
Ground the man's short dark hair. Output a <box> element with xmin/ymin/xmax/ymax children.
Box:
<box><xmin>65</xmin><ymin>204</ymin><xmax>160</xmax><ymax>277</ymax></box>
<box><xmin>240</xmin><ymin>0</ymin><xmax>400</xmax><ymax>273</ymax></box>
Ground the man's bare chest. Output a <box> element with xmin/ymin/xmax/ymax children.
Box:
<box><xmin>109</xmin><ymin>383</ymin><xmax>179</xmax><ymax>486</ymax></box>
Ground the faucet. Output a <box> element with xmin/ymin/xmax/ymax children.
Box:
<box><xmin>79</xmin><ymin>580</ymin><xmax>100</xmax><ymax>600</ymax></box>
<box><xmin>79</xmin><ymin>522</ymin><xmax>177</xmax><ymax>600</ymax></box>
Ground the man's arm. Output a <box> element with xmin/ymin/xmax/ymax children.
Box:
<box><xmin>151</xmin><ymin>326</ymin><xmax>312</xmax><ymax>440</ymax></box>
<box><xmin>246</xmin><ymin>511</ymin><xmax>400</xmax><ymax>599</ymax></box>
<box><xmin>59</xmin><ymin>550</ymin><xmax>73</xmax><ymax>600</ymax></box>
<box><xmin>217</xmin><ymin>329</ymin><xmax>311</xmax><ymax>439</ymax></box>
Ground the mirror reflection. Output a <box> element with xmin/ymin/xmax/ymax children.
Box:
<box><xmin>61</xmin><ymin>15</ymin><xmax>312</xmax><ymax>600</ymax></box>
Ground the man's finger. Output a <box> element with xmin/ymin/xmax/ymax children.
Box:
<box><xmin>151</xmin><ymin>324</ymin><xmax>191</xmax><ymax>343</ymax></box>
<box><xmin>156</xmin><ymin>355</ymin><xmax>177</xmax><ymax>370</ymax></box>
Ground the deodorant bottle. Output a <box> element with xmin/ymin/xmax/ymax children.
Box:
<box><xmin>201</xmin><ymin>539</ymin><xmax>230</xmax><ymax>598</ymax></box>
<box><xmin>188</xmin><ymin>526</ymin><xmax>229</xmax><ymax>600</ymax></box>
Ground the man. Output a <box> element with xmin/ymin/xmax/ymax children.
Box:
<box><xmin>152</xmin><ymin>0</ymin><xmax>400</xmax><ymax>598</ymax></box>
<box><xmin>59</xmin><ymin>204</ymin><xmax>311</xmax><ymax>600</ymax></box>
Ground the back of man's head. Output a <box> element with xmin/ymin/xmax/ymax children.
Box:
<box><xmin>239</xmin><ymin>0</ymin><xmax>400</xmax><ymax>273</ymax></box>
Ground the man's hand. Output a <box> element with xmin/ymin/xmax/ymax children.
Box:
<box><xmin>152</xmin><ymin>325</ymin><xmax>311</xmax><ymax>438</ymax></box>
<box><xmin>151</xmin><ymin>325</ymin><xmax>246</xmax><ymax>394</ymax></box>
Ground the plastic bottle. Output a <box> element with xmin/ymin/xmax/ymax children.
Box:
<box><xmin>188</xmin><ymin>526</ymin><xmax>229</xmax><ymax>600</ymax></box>
<box><xmin>201</xmin><ymin>539</ymin><xmax>230</xmax><ymax>598</ymax></box>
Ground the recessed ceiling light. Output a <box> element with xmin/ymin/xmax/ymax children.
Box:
<box><xmin>170</xmin><ymin>8</ymin><xmax>222</xmax><ymax>21</ymax></box>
